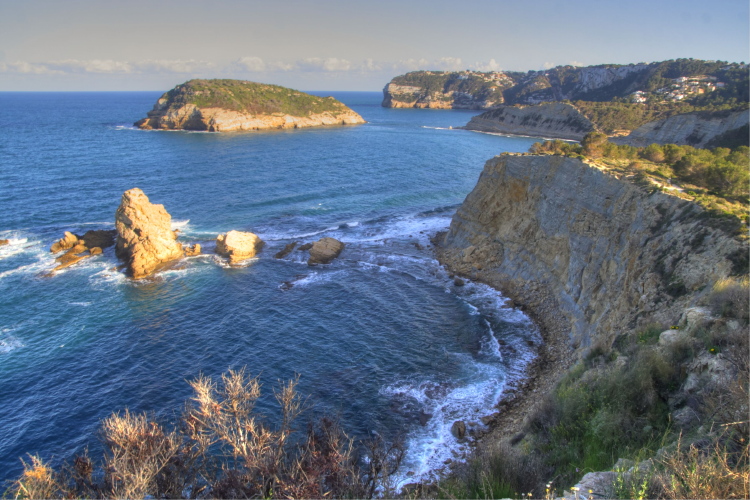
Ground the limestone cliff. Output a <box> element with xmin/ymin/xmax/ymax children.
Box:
<box><xmin>436</xmin><ymin>154</ymin><xmax>746</xmax><ymax>350</ymax></box>
<box><xmin>463</xmin><ymin>103</ymin><xmax>595</xmax><ymax>140</ymax></box>
<box><xmin>115</xmin><ymin>188</ymin><xmax>184</xmax><ymax>279</ymax></box>
<box><xmin>382</xmin><ymin>71</ymin><xmax>514</xmax><ymax>109</ymax></box>
<box><xmin>612</xmin><ymin>109</ymin><xmax>749</xmax><ymax>148</ymax></box>
<box><xmin>135</xmin><ymin>79</ymin><xmax>365</xmax><ymax>131</ymax></box>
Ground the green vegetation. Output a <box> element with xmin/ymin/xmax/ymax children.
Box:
<box><xmin>573</xmin><ymin>101</ymin><xmax>749</xmax><ymax>135</ymax></box>
<box><xmin>164</xmin><ymin>79</ymin><xmax>349</xmax><ymax>116</ymax></box>
<box><xmin>389</xmin><ymin>71</ymin><xmax>517</xmax><ymax>104</ymax></box>
<box><xmin>445</xmin><ymin>277</ymin><xmax>749</xmax><ymax>499</ymax></box>
<box><xmin>530</xmin><ymin>134</ymin><xmax>749</xmax><ymax>232</ymax></box>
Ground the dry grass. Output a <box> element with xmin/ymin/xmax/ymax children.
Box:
<box><xmin>708</xmin><ymin>276</ymin><xmax>750</xmax><ymax>320</ymax></box>
<box><xmin>8</xmin><ymin>456</ymin><xmax>62</xmax><ymax>500</ymax></box>
<box><xmin>6</xmin><ymin>368</ymin><xmax>398</xmax><ymax>499</ymax></box>
<box><xmin>650</xmin><ymin>433</ymin><xmax>750</xmax><ymax>499</ymax></box>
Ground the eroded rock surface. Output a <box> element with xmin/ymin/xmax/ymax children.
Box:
<box><xmin>307</xmin><ymin>237</ymin><xmax>345</xmax><ymax>265</ymax></box>
<box><xmin>216</xmin><ymin>230</ymin><xmax>264</xmax><ymax>263</ymax></box>
<box><xmin>115</xmin><ymin>188</ymin><xmax>184</xmax><ymax>279</ymax></box>
<box><xmin>437</xmin><ymin>154</ymin><xmax>746</xmax><ymax>350</ymax></box>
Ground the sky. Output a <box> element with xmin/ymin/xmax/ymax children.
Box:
<box><xmin>1</xmin><ymin>0</ymin><xmax>748</xmax><ymax>91</ymax></box>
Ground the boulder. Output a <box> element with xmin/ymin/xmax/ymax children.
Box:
<box><xmin>307</xmin><ymin>237</ymin><xmax>345</xmax><ymax>265</ymax></box>
<box><xmin>115</xmin><ymin>188</ymin><xmax>184</xmax><ymax>279</ymax></box>
<box><xmin>216</xmin><ymin>230</ymin><xmax>264</xmax><ymax>263</ymax></box>
<box><xmin>451</xmin><ymin>420</ymin><xmax>467</xmax><ymax>439</ymax></box>
<box><xmin>184</xmin><ymin>244</ymin><xmax>202</xmax><ymax>257</ymax></box>
<box><xmin>274</xmin><ymin>242</ymin><xmax>298</xmax><ymax>259</ymax></box>
<box><xmin>50</xmin><ymin>231</ymin><xmax>80</xmax><ymax>253</ymax></box>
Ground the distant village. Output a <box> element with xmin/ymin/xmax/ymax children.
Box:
<box><xmin>630</xmin><ymin>75</ymin><xmax>725</xmax><ymax>103</ymax></box>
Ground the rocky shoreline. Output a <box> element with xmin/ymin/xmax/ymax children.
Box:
<box><xmin>434</xmin><ymin>239</ymin><xmax>573</xmax><ymax>454</ymax></box>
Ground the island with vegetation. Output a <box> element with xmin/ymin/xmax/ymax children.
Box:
<box><xmin>135</xmin><ymin>79</ymin><xmax>365</xmax><ymax>132</ymax></box>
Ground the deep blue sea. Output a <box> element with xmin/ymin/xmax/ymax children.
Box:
<box><xmin>0</xmin><ymin>91</ymin><xmax>542</xmax><ymax>485</ymax></box>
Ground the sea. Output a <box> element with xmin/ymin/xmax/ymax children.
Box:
<box><xmin>0</xmin><ymin>91</ymin><xmax>543</xmax><ymax>486</ymax></box>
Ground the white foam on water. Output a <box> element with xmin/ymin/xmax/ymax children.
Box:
<box><xmin>172</xmin><ymin>219</ymin><xmax>191</xmax><ymax>230</ymax></box>
<box><xmin>281</xmin><ymin>270</ymin><xmax>346</xmax><ymax>289</ymax></box>
<box><xmin>69</xmin><ymin>302</ymin><xmax>92</xmax><ymax>307</ymax></box>
<box><xmin>382</xmin><ymin>358</ymin><xmax>509</xmax><ymax>488</ymax></box>
<box><xmin>479</xmin><ymin>320</ymin><xmax>503</xmax><ymax>360</ymax></box>
<box><xmin>0</xmin><ymin>237</ymin><xmax>31</xmax><ymax>260</ymax></box>
<box><xmin>215</xmin><ymin>256</ymin><xmax>260</xmax><ymax>269</ymax></box>
<box><xmin>0</xmin><ymin>327</ymin><xmax>24</xmax><ymax>354</ymax></box>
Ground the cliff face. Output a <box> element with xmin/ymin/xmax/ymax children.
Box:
<box><xmin>612</xmin><ymin>109</ymin><xmax>749</xmax><ymax>148</ymax></box>
<box><xmin>463</xmin><ymin>103</ymin><xmax>595</xmax><ymax>140</ymax></box>
<box><xmin>437</xmin><ymin>154</ymin><xmax>745</xmax><ymax>350</ymax></box>
<box><xmin>381</xmin><ymin>71</ymin><xmax>513</xmax><ymax>109</ymax></box>
<box><xmin>135</xmin><ymin>79</ymin><xmax>365</xmax><ymax>131</ymax></box>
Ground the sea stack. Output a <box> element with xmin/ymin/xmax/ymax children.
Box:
<box><xmin>115</xmin><ymin>188</ymin><xmax>183</xmax><ymax>279</ymax></box>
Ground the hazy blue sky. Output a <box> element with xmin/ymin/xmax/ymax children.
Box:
<box><xmin>1</xmin><ymin>0</ymin><xmax>748</xmax><ymax>91</ymax></box>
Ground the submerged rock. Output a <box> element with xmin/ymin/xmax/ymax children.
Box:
<box><xmin>216</xmin><ymin>230</ymin><xmax>264</xmax><ymax>263</ymax></box>
<box><xmin>115</xmin><ymin>188</ymin><xmax>184</xmax><ymax>279</ymax></box>
<box><xmin>274</xmin><ymin>241</ymin><xmax>298</xmax><ymax>259</ymax></box>
<box><xmin>307</xmin><ymin>237</ymin><xmax>345</xmax><ymax>265</ymax></box>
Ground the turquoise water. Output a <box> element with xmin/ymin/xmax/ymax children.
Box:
<box><xmin>0</xmin><ymin>91</ymin><xmax>541</xmax><ymax>484</ymax></box>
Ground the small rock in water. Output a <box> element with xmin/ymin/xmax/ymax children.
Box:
<box><xmin>451</xmin><ymin>420</ymin><xmax>467</xmax><ymax>439</ymax></box>
<box><xmin>0</xmin><ymin>239</ymin><xmax>9</xmax><ymax>246</ymax></box>
<box><xmin>454</xmin><ymin>277</ymin><xmax>465</xmax><ymax>287</ymax></box>
<box><xmin>50</xmin><ymin>231</ymin><xmax>80</xmax><ymax>253</ymax></box>
<box><xmin>184</xmin><ymin>244</ymin><xmax>201</xmax><ymax>257</ymax></box>
<box><xmin>216</xmin><ymin>230</ymin><xmax>264</xmax><ymax>263</ymax></box>
<box><xmin>274</xmin><ymin>241</ymin><xmax>298</xmax><ymax>259</ymax></box>
<box><xmin>297</xmin><ymin>242</ymin><xmax>313</xmax><ymax>251</ymax></box>
<box><xmin>307</xmin><ymin>237</ymin><xmax>345</xmax><ymax>265</ymax></box>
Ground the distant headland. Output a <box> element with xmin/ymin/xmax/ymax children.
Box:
<box><xmin>135</xmin><ymin>79</ymin><xmax>365</xmax><ymax>132</ymax></box>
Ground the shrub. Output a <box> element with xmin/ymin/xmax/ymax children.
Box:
<box><xmin>708</xmin><ymin>277</ymin><xmax>750</xmax><ymax>320</ymax></box>
<box><xmin>6</xmin><ymin>369</ymin><xmax>400</xmax><ymax>499</ymax></box>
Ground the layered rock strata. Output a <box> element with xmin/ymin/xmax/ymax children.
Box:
<box><xmin>215</xmin><ymin>230</ymin><xmax>264</xmax><ymax>263</ymax></box>
<box><xmin>115</xmin><ymin>188</ymin><xmax>184</xmax><ymax>279</ymax></box>
<box><xmin>612</xmin><ymin>109</ymin><xmax>749</xmax><ymax>148</ymax></box>
<box><xmin>463</xmin><ymin>103</ymin><xmax>595</xmax><ymax>141</ymax></box>
<box><xmin>436</xmin><ymin>154</ymin><xmax>746</xmax><ymax>350</ymax></box>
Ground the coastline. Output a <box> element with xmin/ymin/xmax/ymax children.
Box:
<box><xmin>433</xmin><ymin>239</ymin><xmax>575</xmax><ymax>471</ymax></box>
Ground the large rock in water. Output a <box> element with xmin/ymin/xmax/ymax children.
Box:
<box><xmin>307</xmin><ymin>237</ymin><xmax>345</xmax><ymax>265</ymax></box>
<box><xmin>115</xmin><ymin>188</ymin><xmax>183</xmax><ymax>279</ymax></box>
<box><xmin>215</xmin><ymin>230</ymin><xmax>264</xmax><ymax>263</ymax></box>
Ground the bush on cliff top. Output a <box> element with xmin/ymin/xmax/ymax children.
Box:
<box><xmin>530</xmin><ymin>135</ymin><xmax>749</xmax><ymax>227</ymax></box>
<box><xmin>164</xmin><ymin>79</ymin><xmax>347</xmax><ymax>116</ymax></box>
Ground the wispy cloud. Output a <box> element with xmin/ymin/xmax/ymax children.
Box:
<box><xmin>1</xmin><ymin>56</ymin><xmax>512</xmax><ymax>78</ymax></box>
<box><xmin>296</xmin><ymin>57</ymin><xmax>352</xmax><ymax>72</ymax></box>
<box><xmin>0</xmin><ymin>58</ymin><xmax>214</xmax><ymax>75</ymax></box>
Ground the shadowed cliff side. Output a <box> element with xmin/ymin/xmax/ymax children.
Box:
<box><xmin>436</xmin><ymin>154</ymin><xmax>746</xmax><ymax>351</ymax></box>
